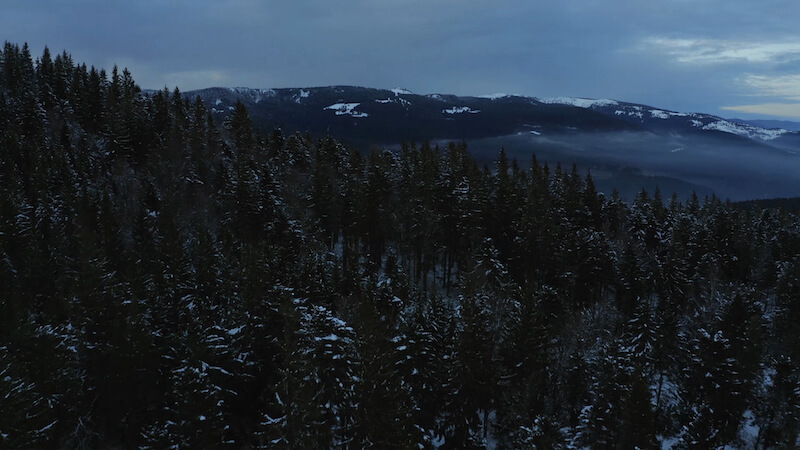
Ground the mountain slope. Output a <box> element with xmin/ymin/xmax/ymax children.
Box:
<box><xmin>182</xmin><ymin>86</ymin><xmax>800</xmax><ymax>201</ymax></box>
<box><xmin>186</xmin><ymin>86</ymin><xmax>799</xmax><ymax>145</ymax></box>
<box><xmin>186</xmin><ymin>86</ymin><xmax>643</xmax><ymax>144</ymax></box>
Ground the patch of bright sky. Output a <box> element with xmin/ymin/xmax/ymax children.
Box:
<box><xmin>721</xmin><ymin>103</ymin><xmax>800</xmax><ymax>118</ymax></box>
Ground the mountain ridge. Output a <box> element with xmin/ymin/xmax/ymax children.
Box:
<box><xmin>177</xmin><ymin>85</ymin><xmax>800</xmax><ymax>201</ymax></box>
<box><xmin>729</xmin><ymin>118</ymin><xmax>800</xmax><ymax>132</ymax></box>
<box><xmin>182</xmin><ymin>85</ymin><xmax>797</xmax><ymax>143</ymax></box>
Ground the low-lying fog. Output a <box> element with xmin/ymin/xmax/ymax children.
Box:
<box><xmin>463</xmin><ymin>130</ymin><xmax>800</xmax><ymax>202</ymax></box>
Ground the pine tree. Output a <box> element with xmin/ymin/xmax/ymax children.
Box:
<box><xmin>445</xmin><ymin>292</ymin><xmax>498</xmax><ymax>448</ymax></box>
<box><xmin>265</xmin><ymin>299</ymin><xmax>358</xmax><ymax>448</ymax></box>
<box><xmin>680</xmin><ymin>326</ymin><xmax>748</xmax><ymax>448</ymax></box>
<box><xmin>754</xmin><ymin>355</ymin><xmax>800</xmax><ymax>448</ymax></box>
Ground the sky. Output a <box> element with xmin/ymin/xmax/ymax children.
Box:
<box><xmin>4</xmin><ymin>0</ymin><xmax>800</xmax><ymax>119</ymax></box>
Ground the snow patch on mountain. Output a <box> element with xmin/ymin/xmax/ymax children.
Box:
<box><xmin>479</xmin><ymin>93</ymin><xmax>515</xmax><ymax>99</ymax></box>
<box><xmin>375</xmin><ymin>97</ymin><xmax>411</xmax><ymax>107</ymax></box>
<box><xmin>293</xmin><ymin>89</ymin><xmax>311</xmax><ymax>104</ymax></box>
<box><xmin>650</xmin><ymin>110</ymin><xmax>670</xmax><ymax>119</ymax></box>
<box><xmin>615</xmin><ymin>108</ymin><xmax>644</xmax><ymax>119</ymax></box>
<box><xmin>650</xmin><ymin>109</ymin><xmax>688</xmax><ymax>119</ymax></box>
<box><xmin>391</xmin><ymin>88</ymin><xmax>413</xmax><ymax>96</ymax></box>
<box><xmin>702</xmin><ymin>119</ymin><xmax>788</xmax><ymax>140</ymax></box>
<box><xmin>540</xmin><ymin>97</ymin><xmax>619</xmax><ymax>108</ymax></box>
<box><xmin>324</xmin><ymin>103</ymin><xmax>369</xmax><ymax>118</ymax></box>
<box><xmin>443</xmin><ymin>106</ymin><xmax>480</xmax><ymax>114</ymax></box>
<box><xmin>227</xmin><ymin>87</ymin><xmax>276</xmax><ymax>103</ymax></box>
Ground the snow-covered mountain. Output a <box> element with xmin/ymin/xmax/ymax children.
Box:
<box><xmin>187</xmin><ymin>86</ymin><xmax>799</xmax><ymax>146</ymax></box>
<box><xmin>181</xmin><ymin>86</ymin><xmax>800</xmax><ymax>201</ymax></box>
<box><xmin>185</xmin><ymin>86</ymin><xmax>636</xmax><ymax>142</ymax></box>
<box><xmin>540</xmin><ymin>96</ymin><xmax>791</xmax><ymax>142</ymax></box>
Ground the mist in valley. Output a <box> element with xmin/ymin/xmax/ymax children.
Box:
<box><xmin>463</xmin><ymin>129</ymin><xmax>800</xmax><ymax>201</ymax></box>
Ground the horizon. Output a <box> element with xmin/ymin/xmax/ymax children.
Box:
<box><xmin>155</xmin><ymin>83</ymin><xmax>800</xmax><ymax>124</ymax></box>
<box><xmin>5</xmin><ymin>1</ymin><xmax>800</xmax><ymax>120</ymax></box>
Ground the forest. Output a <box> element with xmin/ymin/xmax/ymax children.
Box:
<box><xmin>1</xmin><ymin>42</ymin><xmax>799</xmax><ymax>448</ymax></box>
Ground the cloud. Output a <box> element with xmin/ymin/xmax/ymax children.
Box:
<box><xmin>642</xmin><ymin>37</ymin><xmax>800</xmax><ymax>65</ymax></box>
<box><xmin>721</xmin><ymin>103</ymin><xmax>800</xmax><ymax>118</ymax></box>
<box><xmin>742</xmin><ymin>74</ymin><xmax>800</xmax><ymax>100</ymax></box>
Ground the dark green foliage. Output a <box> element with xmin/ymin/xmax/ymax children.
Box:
<box><xmin>1</xmin><ymin>42</ymin><xmax>799</xmax><ymax>448</ymax></box>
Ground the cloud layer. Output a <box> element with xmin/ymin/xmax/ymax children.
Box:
<box><xmin>642</xmin><ymin>38</ymin><xmax>800</xmax><ymax>65</ymax></box>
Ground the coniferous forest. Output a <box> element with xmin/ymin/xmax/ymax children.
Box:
<box><xmin>2</xmin><ymin>42</ymin><xmax>800</xmax><ymax>449</ymax></box>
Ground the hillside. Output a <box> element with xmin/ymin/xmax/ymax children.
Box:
<box><xmin>184</xmin><ymin>86</ymin><xmax>800</xmax><ymax>201</ymax></box>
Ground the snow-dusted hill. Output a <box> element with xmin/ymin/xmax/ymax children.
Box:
<box><xmin>540</xmin><ymin>96</ymin><xmax>791</xmax><ymax>142</ymax></box>
<box><xmin>187</xmin><ymin>87</ymin><xmax>798</xmax><ymax>145</ymax></box>
<box><xmin>181</xmin><ymin>86</ymin><xmax>800</xmax><ymax>201</ymax></box>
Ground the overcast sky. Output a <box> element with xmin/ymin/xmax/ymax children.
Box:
<box><xmin>4</xmin><ymin>0</ymin><xmax>800</xmax><ymax>119</ymax></box>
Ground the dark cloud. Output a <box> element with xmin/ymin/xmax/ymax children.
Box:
<box><xmin>4</xmin><ymin>0</ymin><xmax>800</xmax><ymax>118</ymax></box>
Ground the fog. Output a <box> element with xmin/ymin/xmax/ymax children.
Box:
<box><xmin>464</xmin><ymin>130</ymin><xmax>800</xmax><ymax>202</ymax></box>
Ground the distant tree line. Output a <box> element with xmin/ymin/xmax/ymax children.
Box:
<box><xmin>1</xmin><ymin>42</ymin><xmax>799</xmax><ymax>448</ymax></box>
